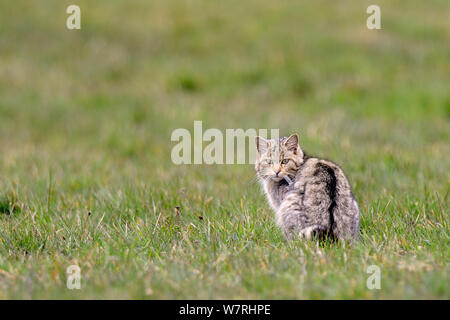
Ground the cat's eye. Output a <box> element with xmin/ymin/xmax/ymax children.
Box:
<box><xmin>265</xmin><ymin>159</ymin><xmax>273</xmax><ymax>164</ymax></box>
<box><xmin>281</xmin><ymin>159</ymin><xmax>289</xmax><ymax>164</ymax></box>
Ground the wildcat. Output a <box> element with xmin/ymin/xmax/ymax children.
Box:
<box><xmin>255</xmin><ymin>134</ymin><xmax>360</xmax><ymax>242</ymax></box>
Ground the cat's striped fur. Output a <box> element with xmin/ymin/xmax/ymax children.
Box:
<box><xmin>255</xmin><ymin>134</ymin><xmax>360</xmax><ymax>242</ymax></box>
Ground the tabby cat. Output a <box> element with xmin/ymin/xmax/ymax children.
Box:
<box><xmin>255</xmin><ymin>134</ymin><xmax>360</xmax><ymax>242</ymax></box>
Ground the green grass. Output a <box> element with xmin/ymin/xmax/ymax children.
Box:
<box><xmin>0</xmin><ymin>0</ymin><xmax>448</xmax><ymax>299</ymax></box>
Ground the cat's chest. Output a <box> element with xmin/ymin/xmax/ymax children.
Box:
<box><xmin>264</xmin><ymin>179</ymin><xmax>303</xmax><ymax>210</ymax></box>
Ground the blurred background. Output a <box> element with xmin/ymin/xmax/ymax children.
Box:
<box><xmin>0</xmin><ymin>0</ymin><xmax>448</xmax><ymax>299</ymax></box>
<box><xmin>0</xmin><ymin>0</ymin><xmax>448</xmax><ymax>193</ymax></box>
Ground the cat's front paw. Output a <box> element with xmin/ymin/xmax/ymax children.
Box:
<box><xmin>299</xmin><ymin>225</ymin><xmax>328</xmax><ymax>240</ymax></box>
<box><xmin>298</xmin><ymin>226</ymin><xmax>316</xmax><ymax>240</ymax></box>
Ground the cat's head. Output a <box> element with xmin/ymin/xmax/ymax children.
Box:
<box><xmin>255</xmin><ymin>133</ymin><xmax>304</xmax><ymax>182</ymax></box>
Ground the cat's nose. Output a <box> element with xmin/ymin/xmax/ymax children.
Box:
<box><xmin>275</xmin><ymin>169</ymin><xmax>281</xmax><ymax>176</ymax></box>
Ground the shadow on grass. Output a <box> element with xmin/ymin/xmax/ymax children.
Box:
<box><xmin>0</xmin><ymin>194</ymin><xmax>20</xmax><ymax>216</ymax></box>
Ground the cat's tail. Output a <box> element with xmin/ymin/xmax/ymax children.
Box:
<box><xmin>331</xmin><ymin>172</ymin><xmax>360</xmax><ymax>242</ymax></box>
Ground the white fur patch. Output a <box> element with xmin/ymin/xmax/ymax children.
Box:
<box><xmin>299</xmin><ymin>226</ymin><xmax>316</xmax><ymax>240</ymax></box>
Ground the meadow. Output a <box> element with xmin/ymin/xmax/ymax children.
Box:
<box><xmin>0</xmin><ymin>0</ymin><xmax>448</xmax><ymax>299</ymax></box>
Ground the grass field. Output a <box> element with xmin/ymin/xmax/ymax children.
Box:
<box><xmin>0</xmin><ymin>0</ymin><xmax>448</xmax><ymax>299</ymax></box>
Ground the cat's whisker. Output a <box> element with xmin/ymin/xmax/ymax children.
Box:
<box><xmin>283</xmin><ymin>175</ymin><xmax>293</xmax><ymax>185</ymax></box>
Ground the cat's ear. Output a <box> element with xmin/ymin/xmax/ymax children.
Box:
<box><xmin>255</xmin><ymin>136</ymin><xmax>269</xmax><ymax>155</ymax></box>
<box><xmin>284</xmin><ymin>133</ymin><xmax>300</xmax><ymax>153</ymax></box>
